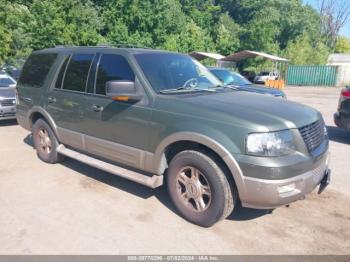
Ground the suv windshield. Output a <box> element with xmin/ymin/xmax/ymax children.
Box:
<box><xmin>135</xmin><ymin>53</ymin><xmax>222</xmax><ymax>93</ymax></box>
<box><xmin>210</xmin><ymin>69</ymin><xmax>251</xmax><ymax>86</ymax></box>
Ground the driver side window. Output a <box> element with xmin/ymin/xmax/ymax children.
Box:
<box><xmin>95</xmin><ymin>54</ymin><xmax>135</xmax><ymax>95</ymax></box>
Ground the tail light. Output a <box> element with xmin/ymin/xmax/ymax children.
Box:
<box><xmin>341</xmin><ymin>88</ymin><xmax>350</xmax><ymax>98</ymax></box>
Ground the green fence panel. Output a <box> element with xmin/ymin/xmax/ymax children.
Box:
<box><xmin>287</xmin><ymin>65</ymin><xmax>337</xmax><ymax>86</ymax></box>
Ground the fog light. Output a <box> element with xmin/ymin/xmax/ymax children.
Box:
<box><xmin>278</xmin><ymin>183</ymin><xmax>296</xmax><ymax>194</ymax></box>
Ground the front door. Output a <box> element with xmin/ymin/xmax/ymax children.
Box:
<box><xmin>84</xmin><ymin>53</ymin><xmax>152</xmax><ymax>169</ymax></box>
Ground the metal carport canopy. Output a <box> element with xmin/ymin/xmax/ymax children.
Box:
<box><xmin>189</xmin><ymin>51</ymin><xmax>226</xmax><ymax>61</ymax></box>
<box><xmin>221</xmin><ymin>50</ymin><xmax>288</xmax><ymax>62</ymax></box>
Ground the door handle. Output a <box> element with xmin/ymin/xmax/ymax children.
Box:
<box><xmin>21</xmin><ymin>97</ymin><xmax>32</xmax><ymax>103</ymax></box>
<box><xmin>92</xmin><ymin>104</ymin><xmax>103</xmax><ymax>112</ymax></box>
<box><xmin>48</xmin><ymin>96</ymin><xmax>56</xmax><ymax>103</ymax></box>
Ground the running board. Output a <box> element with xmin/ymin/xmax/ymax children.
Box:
<box><xmin>56</xmin><ymin>145</ymin><xmax>163</xmax><ymax>188</ymax></box>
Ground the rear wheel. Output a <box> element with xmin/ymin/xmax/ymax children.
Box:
<box><xmin>32</xmin><ymin>119</ymin><xmax>64</xmax><ymax>164</ymax></box>
<box><xmin>166</xmin><ymin>150</ymin><xmax>236</xmax><ymax>227</ymax></box>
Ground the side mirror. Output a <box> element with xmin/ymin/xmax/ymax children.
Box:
<box><xmin>106</xmin><ymin>80</ymin><xmax>142</xmax><ymax>102</ymax></box>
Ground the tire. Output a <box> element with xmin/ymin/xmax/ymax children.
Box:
<box><xmin>32</xmin><ymin>118</ymin><xmax>64</xmax><ymax>164</ymax></box>
<box><xmin>166</xmin><ymin>150</ymin><xmax>236</xmax><ymax>227</ymax></box>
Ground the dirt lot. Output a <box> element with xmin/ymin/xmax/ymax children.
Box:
<box><xmin>0</xmin><ymin>86</ymin><xmax>349</xmax><ymax>255</ymax></box>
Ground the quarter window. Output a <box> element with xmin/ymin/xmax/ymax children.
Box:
<box><xmin>18</xmin><ymin>53</ymin><xmax>58</xmax><ymax>88</ymax></box>
<box><xmin>63</xmin><ymin>54</ymin><xmax>94</xmax><ymax>92</ymax></box>
<box><xmin>96</xmin><ymin>54</ymin><xmax>135</xmax><ymax>95</ymax></box>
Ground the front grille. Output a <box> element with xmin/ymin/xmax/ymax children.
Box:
<box><xmin>0</xmin><ymin>99</ymin><xmax>15</xmax><ymax>107</ymax></box>
<box><xmin>299</xmin><ymin>120</ymin><xmax>325</xmax><ymax>153</ymax></box>
<box><xmin>0</xmin><ymin>112</ymin><xmax>15</xmax><ymax>117</ymax></box>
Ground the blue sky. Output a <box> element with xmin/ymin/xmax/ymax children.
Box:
<box><xmin>304</xmin><ymin>0</ymin><xmax>350</xmax><ymax>38</ymax></box>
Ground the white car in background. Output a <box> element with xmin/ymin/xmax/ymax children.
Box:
<box><xmin>0</xmin><ymin>73</ymin><xmax>17</xmax><ymax>120</ymax></box>
<box><xmin>254</xmin><ymin>71</ymin><xmax>279</xmax><ymax>84</ymax></box>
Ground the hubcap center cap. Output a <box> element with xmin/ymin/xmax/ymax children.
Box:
<box><xmin>186</xmin><ymin>182</ymin><xmax>199</xmax><ymax>198</ymax></box>
<box><xmin>44</xmin><ymin>137</ymin><xmax>50</xmax><ymax>145</ymax></box>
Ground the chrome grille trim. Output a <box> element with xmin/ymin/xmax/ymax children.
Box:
<box><xmin>0</xmin><ymin>112</ymin><xmax>15</xmax><ymax>117</ymax></box>
<box><xmin>0</xmin><ymin>99</ymin><xmax>15</xmax><ymax>107</ymax></box>
<box><xmin>299</xmin><ymin>119</ymin><xmax>325</xmax><ymax>153</ymax></box>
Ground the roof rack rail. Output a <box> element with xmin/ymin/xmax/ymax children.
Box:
<box><xmin>96</xmin><ymin>43</ymin><xmax>151</xmax><ymax>49</ymax></box>
<box><xmin>54</xmin><ymin>43</ymin><xmax>151</xmax><ymax>49</ymax></box>
<box><xmin>54</xmin><ymin>45</ymin><xmax>78</xmax><ymax>48</ymax></box>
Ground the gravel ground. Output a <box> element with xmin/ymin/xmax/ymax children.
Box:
<box><xmin>0</xmin><ymin>86</ymin><xmax>349</xmax><ymax>255</ymax></box>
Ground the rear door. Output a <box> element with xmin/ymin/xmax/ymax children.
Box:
<box><xmin>46</xmin><ymin>52</ymin><xmax>96</xmax><ymax>150</ymax></box>
<box><xmin>17</xmin><ymin>53</ymin><xmax>58</xmax><ymax>119</ymax></box>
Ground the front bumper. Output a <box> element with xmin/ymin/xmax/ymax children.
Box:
<box><xmin>240</xmin><ymin>153</ymin><xmax>330</xmax><ymax>209</ymax></box>
<box><xmin>0</xmin><ymin>105</ymin><xmax>16</xmax><ymax>120</ymax></box>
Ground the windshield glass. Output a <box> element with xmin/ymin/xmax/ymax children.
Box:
<box><xmin>210</xmin><ymin>69</ymin><xmax>251</xmax><ymax>86</ymax></box>
<box><xmin>135</xmin><ymin>53</ymin><xmax>222</xmax><ymax>93</ymax></box>
<box><xmin>0</xmin><ymin>77</ymin><xmax>15</xmax><ymax>87</ymax></box>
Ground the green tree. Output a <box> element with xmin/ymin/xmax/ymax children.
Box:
<box><xmin>177</xmin><ymin>21</ymin><xmax>215</xmax><ymax>53</ymax></box>
<box><xmin>163</xmin><ymin>21</ymin><xmax>215</xmax><ymax>53</ymax></box>
<box><xmin>0</xmin><ymin>0</ymin><xmax>342</xmax><ymax>67</ymax></box>
<box><xmin>101</xmin><ymin>0</ymin><xmax>188</xmax><ymax>48</ymax></box>
<box><xmin>215</xmin><ymin>13</ymin><xmax>241</xmax><ymax>55</ymax></box>
<box><xmin>0</xmin><ymin>25</ymin><xmax>11</xmax><ymax>64</ymax></box>
<box><xmin>284</xmin><ymin>34</ymin><xmax>329</xmax><ymax>64</ymax></box>
<box><xmin>335</xmin><ymin>36</ymin><xmax>350</xmax><ymax>53</ymax></box>
<box><xmin>4</xmin><ymin>3</ymin><xmax>32</xmax><ymax>65</ymax></box>
<box><xmin>26</xmin><ymin>0</ymin><xmax>103</xmax><ymax>50</ymax></box>
<box><xmin>180</xmin><ymin>0</ymin><xmax>221</xmax><ymax>32</ymax></box>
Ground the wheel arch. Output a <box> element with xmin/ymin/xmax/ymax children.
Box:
<box><xmin>28</xmin><ymin>107</ymin><xmax>59</xmax><ymax>137</ymax></box>
<box><xmin>152</xmin><ymin>132</ymin><xmax>246</xmax><ymax>198</ymax></box>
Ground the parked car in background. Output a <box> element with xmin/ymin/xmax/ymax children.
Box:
<box><xmin>254</xmin><ymin>71</ymin><xmax>279</xmax><ymax>84</ymax></box>
<box><xmin>17</xmin><ymin>47</ymin><xmax>330</xmax><ymax>227</ymax></box>
<box><xmin>241</xmin><ymin>70</ymin><xmax>256</xmax><ymax>82</ymax></box>
<box><xmin>209</xmin><ymin>67</ymin><xmax>286</xmax><ymax>98</ymax></box>
<box><xmin>8</xmin><ymin>68</ymin><xmax>21</xmax><ymax>81</ymax></box>
<box><xmin>1</xmin><ymin>65</ymin><xmax>22</xmax><ymax>80</ymax></box>
<box><xmin>0</xmin><ymin>73</ymin><xmax>17</xmax><ymax>120</ymax></box>
<box><xmin>334</xmin><ymin>86</ymin><xmax>350</xmax><ymax>131</ymax></box>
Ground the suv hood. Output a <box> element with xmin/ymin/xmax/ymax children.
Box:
<box><xmin>160</xmin><ymin>90</ymin><xmax>320</xmax><ymax>131</ymax></box>
<box><xmin>0</xmin><ymin>88</ymin><xmax>16</xmax><ymax>100</ymax></box>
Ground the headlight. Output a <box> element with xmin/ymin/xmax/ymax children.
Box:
<box><xmin>246</xmin><ymin>130</ymin><xmax>296</xmax><ymax>157</ymax></box>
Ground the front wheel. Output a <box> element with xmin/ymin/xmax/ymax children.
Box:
<box><xmin>166</xmin><ymin>150</ymin><xmax>237</xmax><ymax>227</ymax></box>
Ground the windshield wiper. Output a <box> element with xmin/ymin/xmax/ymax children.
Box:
<box><xmin>223</xmin><ymin>84</ymin><xmax>240</xmax><ymax>90</ymax></box>
<box><xmin>159</xmin><ymin>86</ymin><xmax>217</xmax><ymax>94</ymax></box>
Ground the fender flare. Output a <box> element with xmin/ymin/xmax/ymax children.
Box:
<box><xmin>152</xmin><ymin>132</ymin><xmax>246</xmax><ymax>197</ymax></box>
<box><xmin>27</xmin><ymin>106</ymin><xmax>59</xmax><ymax>138</ymax></box>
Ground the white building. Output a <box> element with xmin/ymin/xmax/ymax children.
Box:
<box><xmin>327</xmin><ymin>54</ymin><xmax>350</xmax><ymax>86</ymax></box>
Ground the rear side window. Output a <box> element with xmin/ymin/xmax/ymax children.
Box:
<box><xmin>96</xmin><ymin>54</ymin><xmax>135</xmax><ymax>95</ymax></box>
<box><xmin>63</xmin><ymin>54</ymin><xmax>94</xmax><ymax>92</ymax></box>
<box><xmin>18</xmin><ymin>53</ymin><xmax>57</xmax><ymax>88</ymax></box>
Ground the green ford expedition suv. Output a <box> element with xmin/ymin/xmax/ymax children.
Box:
<box><xmin>17</xmin><ymin>46</ymin><xmax>330</xmax><ymax>227</ymax></box>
